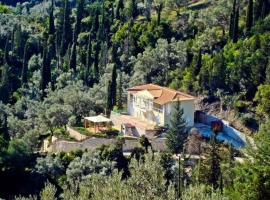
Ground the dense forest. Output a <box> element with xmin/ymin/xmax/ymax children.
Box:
<box><xmin>0</xmin><ymin>0</ymin><xmax>270</xmax><ymax>199</ymax></box>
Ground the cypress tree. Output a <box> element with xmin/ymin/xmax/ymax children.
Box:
<box><xmin>93</xmin><ymin>41</ymin><xmax>100</xmax><ymax>82</ymax></box>
<box><xmin>93</xmin><ymin>10</ymin><xmax>100</xmax><ymax>35</ymax></box>
<box><xmin>40</xmin><ymin>40</ymin><xmax>51</xmax><ymax>96</ymax></box>
<box><xmin>232</xmin><ymin>6</ymin><xmax>239</xmax><ymax>43</ymax></box>
<box><xmin>117</xmin><ymin>71</ymin><xmax>123</xmax><ymax>109</ymax></box>
<box><xmin>116</xmin><ymin>0</ymin><xmax>124</xmax><ymax>20</ymax></box>
<box><xmin>86</xmin><ymin>34</ymin><xmax>93</xmax><ymax>69</ymax></box>
<box><xmin>22</xmin><ymin>41</ymin><xmax>30</xmax><ymax>84</ymax></box>
<box><xmin>145</xmin><ymin>0</ymin><xmax>152</xmax><ymax>22</ymax></box>
<box><xmin>111</xmin><ymin>64</ymin><xmax>117</xmax><ymax>107</ymax></box>
<box><xmin>73</xmin><ymin>0</ymin><xmax>85</xmax><ymax>43</ymax></box>
<box><xmin>254</xmin><ymin>0</ymin><xmax>269</xmax><ymax>21</ymax></box>
<box><xmin>128</xmin><ymin>0</ymin><xmax>138</xmax><ymax>19</ymax></box>
<box><xmin>0</xmin><ymin>64</ymin><xmax>11</xmax><ymax>103</ymax></box>
<box><xmin>261</xmin><ymin>0</ymin><xmax>270</xmax><ymax>19</ymax></box>
<box><xmin>69</xmin><ymin>42</ymin><xmax>77</xmax><ymax>72</ymax></box>
<box><xmin>60</xmin><ymin>0</ymin><xmax>72</xmax><ymax>57</ymax></box>
<box><xmin>246</xmin><ymin>0</ymin><xmax>254</xmax><ymax>33</ymax></box>
<box><xmin>209</xmin><ymin>130</ymin><xmax>221</xmax><ymax>190</ymax></box>
<box><xmin>193</xmin><ymin>48</ymin><xmax>202</xmax><ymax>76</ymax></box>
<box><xmin>4</xmin><ymin>39</ymin><xmax>10</xmax><ymax>65</ymax></box>
<box><xmin>155</xmin><ymin>2</ymin><xmax>164</xmax><ymax>26</ymax></box>
<box><xmin>85</xmin><ymin>33</ymin><xmax>93</xmax><ymax>86</ymax></box>
<box><xmin>0</xmin><ymin>111</ymin><xmax>9</xmax><ymax>142</ymax></box>
<box><xmin>47</xmin><ymin>35</ymin><xmax>56</xmax><ymax>60</ymax></box>
<box><xmin>106</xmin><ymin>80</ymin><xmax>113</xmax><ymax>114</ymax></box>
<box><xmin>165</xmin><ymin>100</ymin><xmax>188</xmax><ymax>154</ymax></box>
<box><xmin>13</xmin><ymin>25</ymin><xmax>24</xmax><ymax>58</ymax></box>
<box><xmin>229</xmin><ymin>12</ymin><xmax>234</xmax><ymax>39</ymax></box>
<box><xmin>229</xmin><ymin>0</ymin><xmax>237</xmax><ymax>39</ymax></box>
<box><xmin>49</xmin><ymin>0</ymin><xmax>55</xmax><ymax>35</ymax></box>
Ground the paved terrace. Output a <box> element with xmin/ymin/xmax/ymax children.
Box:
<box><xmin>117</xmin><ymin>114</ymin><xmax>156</xmax><ymax>130</ymax></box>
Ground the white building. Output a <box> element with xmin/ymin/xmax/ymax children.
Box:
<box><xmin>127</xmin><ymin>84</ymin><xmax>196</xmax><ymax>127</ymax></box>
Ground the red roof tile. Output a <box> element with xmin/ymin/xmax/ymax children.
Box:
<box><xmin>128</xmin><ymin>84</ymin><xmax>196</xmax><ymax>105</ymax></box>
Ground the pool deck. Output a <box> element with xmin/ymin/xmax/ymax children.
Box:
<box><xmin>194</xmin><ymin>123</ymin><xmax>245</xmax><ymax>148</ymax></box>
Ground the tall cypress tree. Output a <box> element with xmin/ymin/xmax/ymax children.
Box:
<box><xmin>60</xmin><ymin>0</ymin><xmax>72</xmax><ymax>57</ymax></box>
<box><xmin>229</xmin><ymin>0</ymin><xmax>237</xmax><ymax>39</ymax></box>
<box><xmin>145</xmin><ymin>0</ymin><xmax>152</xmax><ymax>22</ymax></box>
<box><xmin>49</xmin><ymin>0</ymin><xmax>55</xmax><ymax>35</ymax></box>
<box><xmin>117</xmin><ymin>71</ymin><xmax>123</xmax><ymax>109</ymax></box>
<box><xmin>155</xmin><ymin>2</ymin><xmax>164</xmax><ymax>26</ymax></box>
<box><xmin>232</xmin><ymin>6</ymin><xmax>239</xmax><ymax>43</ymax></box>
<box><xmin>106</xmin><ymin>80</ymin><xmax>113</xmax><ymax>114</ymax></box>
<box><xmin>254</xmin><ymin>0</ymin><xmax>270</xmax><ymax>21</ymax></box>
<box><xmin>93</xmin><ymin>10</ymin><xmax>100</xmax><ymax>35</ymax></box>
<box><xmin>47</xmin><ymin>35</ymin><xmax>56</xmax><ymax>60</ymax></box>
<box><xmin>193</xmin><ymin>48</ymin><xmax>202</xmax><ymax>76</ymax></box>
<box><xmin>116</xmin><ymin>0</ymin><xmax>124</xmax><ymax>20</ymax></box>
<box><xmin>40</xmin><ymin>40</ymin><xmax>51</xmax><ymax>96</ymax></box>
<box><xmin>93</xmin><ymin>41</ymin><xmax>100</xmax><ymax>82</ymax></box>
<box><xmin>261</xmin><ymin>0</ymin><xmax>270</xmax><ymax>19</ymax></box>
<box><xmin>128</xmin><ymin>0</ymin><xmax>138</xmax><ymax>19</ymax></box>
<box><xmin>246</xmin><ymin>0</ymin><xmax>254</xmax><ymax>33</ymax></box>
<box><xmin>22</xmin><ymin>41</ymin><xmax>30</xmax><ymax>84</ymax></box>
<box><xmin>209</xmin><ymin>130</ymin><xmax>221</xmax><ymax>190</ymax></box>
<box><xmin>165</xmin><ymin>101</ymin><xmax>188</xmax><ymax>154</ymax></box>
<box><xmin>69</xmin><ymin>42</ymin><xmax>77</xmax><ymax>72</ymax></box>
<box><xmin>4</xmin><ymin>39</ymin><xmax>10</xmax><ymax>65</ymax></box>
<box><xmin>13</xmin><ymin>25</ymin><xmax>24</xmax><ymax>58</ymax></box>
<box><xmin>73</xmin><ymin>0</ymin><xmax>85</xmax><ymax>43</ymax></box>
<box><xmin>85</xmin><ymin>33</ymin><xmax>93</xmax><ymax>83</ymax></box>
<box><xmin>0</xmin><ymin>109</ymin><xmax>9</xmax><ymax>142</ymax></box>
<box><xmin>0</xmin><ymin>64</ymin><xmax>11</xmax><ymax>103</ymax></box>
<box><xmin>111</xmin><ymin>64</ymin><xmax>117</xmax><ymax>107</ymax></box>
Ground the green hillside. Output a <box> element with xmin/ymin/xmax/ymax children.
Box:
<box><xmin>0</xmin><ymin>0</ymin><xmax>270</xmax><ymax>199</ymax></box>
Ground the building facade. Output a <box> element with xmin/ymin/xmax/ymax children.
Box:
<box><xmin>127</xmin><ymin>84</ymin><xmax>196</xmax><ymax>127</ymax></box>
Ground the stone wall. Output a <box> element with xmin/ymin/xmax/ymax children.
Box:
<box><xmin>47</xmin><ymin>137</ymin><xmax>166</xmax><ymax>153</ymax></box>
<box><xmin>67</xmin><ymin>127</ymin><xmax>88</xmax><ymax>141</ymax></box>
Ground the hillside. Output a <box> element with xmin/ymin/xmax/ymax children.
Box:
<box><xmin>0</xmin><ymin>0</ymin><xmax>270</xmax><ymax>199</ymax></box>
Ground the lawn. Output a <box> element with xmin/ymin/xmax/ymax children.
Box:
<box><xmin>72</xmin><ymin>127</ymin><xmax>119</xmax><ymax>139</ymax></box>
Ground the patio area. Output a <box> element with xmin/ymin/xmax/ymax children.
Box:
<box><xmin>84</xmin><ymin>115</ymin><xmax>112</xmax><ymax>133</ymax></box>
<box><xmin>110</xmin><ymin>112</ymin><xmax>157</xmax><ymax>137</ymax></box>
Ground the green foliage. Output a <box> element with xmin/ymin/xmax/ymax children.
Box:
<box><xmin>40</xmin><ymin>182</ymin><xmax>57</xmax><ymax>200</ymax></box>
<box><xmin>254</xmin><ymin>84</ymin><xmax>270</xmax><ymax>120</ymax></box>
<box><xmin>0</xmin><ymin>0</ymin><xmax>270</xmax><ymax>198</ymax></box>
<box><xmin>0</xmin><ymin>3</ymin><xmax>12</xmax><ymax>14</ymax></box>
<box><xmin>227</xmin><ymin>122</ymin><xmax>270</xmax><ymax>200</ymax></box>
<box><xmin>165</xmin><ymin>101</ymin><xmax>188</xmax><ymax>154</ymax></box>
<box><xmin>36</xmin><ymin>155</ymin><xmax>65</xmax><ymax>181</ymax></box>
<box><xmin>5</xmin><ymin>139</ymin><xmax>32</xmax><ymax>170</ymax></box>
<box><xmin>60</xmin><ymin>0</ymin><xmax>72</xmax><ymax>57</ymax></box>
<box><xmin>63</xmin><ymin>153</ymin><xmax>175</xmax><ymax>200</ymax></box>
<box><xmin>182</xmin><ymin>184</ymin><xmax>228</xmax><ymax>200</ymax></box>
<box><xmin>139</xmin><ymin>135</ymin><xmax>152</xmax><ymax>153</ymax></box>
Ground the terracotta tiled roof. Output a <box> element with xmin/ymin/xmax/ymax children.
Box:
<box><xmin>128</xmin><ymin>84</ymin><xmax>196</xmax><ymax>105</ymax></box>
<box><xmin>148</xmin><ymin>89</ymin><xmax>162</xmax><ymax>98</ymax></box>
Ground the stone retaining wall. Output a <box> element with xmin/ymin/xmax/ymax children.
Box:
<box><xmin>47</xmin><ymin>137</ymin><xmax>166</xmax><ymax>153</ymax></box>
<box><xmin>67</xmin><ymin>127</ymin><xmax>88</xmax><ymax>141</ymax></box>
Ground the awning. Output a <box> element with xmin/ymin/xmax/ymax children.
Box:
<box><xmin>84</xmin><ymin>115</ymin><xmax>112</xmax><ymax>123</ymax></box>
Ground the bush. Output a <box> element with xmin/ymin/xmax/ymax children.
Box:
<box><xmin>239</xmin><ymin>113</ymin><xmax>258</xmax><ymax>130</ymax></box>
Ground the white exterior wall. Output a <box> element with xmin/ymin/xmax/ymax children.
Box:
<box><xmin>127</xmin><ymin>92</ymin><xmax>195</xmax><ymax>127</ymax></box>
<box><xmin>164</xmin><ymin>100</ymin><xmax>195</xmax><ymax>127</ymax></box>
<box><xmin>127</xmin><ymin>93</ymin><xmax>134</xmax><ymax>115</ymax></box>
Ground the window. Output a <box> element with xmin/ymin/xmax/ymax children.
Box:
<box><xmin>153</xmin><ymin>103</ymin><xmax>162</xmax><ymax>113</ymax></box>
